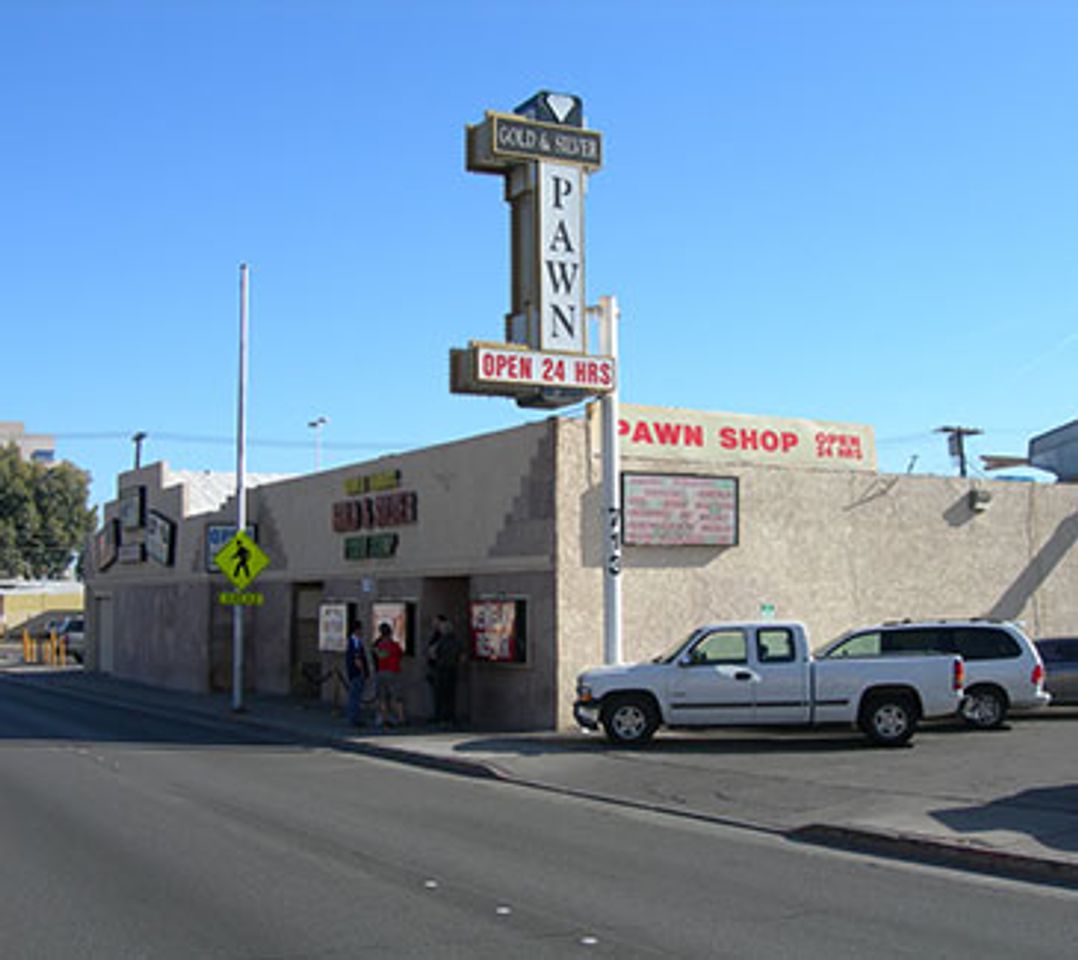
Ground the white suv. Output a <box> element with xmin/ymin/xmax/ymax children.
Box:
<box><xmin>821</xmin><ymin>619</ymin><xmax>1050</xmax><ymax>729</ymax></box>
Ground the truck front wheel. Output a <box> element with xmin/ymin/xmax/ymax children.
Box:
<box><xmin>859</xmin><ymin>694</ymin><xmax>917</xmax><ymax>747</ymax></box>
<box><xmin>601</xmin><ymin>694</ymin><xmax>660</xmax><ymax>746</ymax></box>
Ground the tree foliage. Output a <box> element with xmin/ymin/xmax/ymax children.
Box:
<box><xmin>0</xmin><ymin>444</ymin><xmax>97</xmax><ymax>579</ymax></box>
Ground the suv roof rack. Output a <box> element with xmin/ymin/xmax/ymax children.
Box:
<box><xmin>879</xmin><ymin>617</ymin><xmax>1010</xmax><ymax>626</ymax></box>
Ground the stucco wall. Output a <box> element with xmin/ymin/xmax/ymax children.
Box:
<box><xmin>104</xmin><ymin>581</ymin><xmax>212</xmax><ymax>691</ymax></box>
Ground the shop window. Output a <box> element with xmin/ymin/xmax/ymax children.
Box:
<box><xmin>470</xmin><ymin>598</ymin><xmax>527</xmax><ymax>663</ymax></box>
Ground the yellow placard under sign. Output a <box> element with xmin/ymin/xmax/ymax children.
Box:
<box><xmin>214</xmin><ymin>530</ymin><xmax>269</xmax><ymax>591</ymax></box>
<box><xmin>219</xmin><ymin>591</ymin><xmax>265</xmax><ymax>606</ymax></box>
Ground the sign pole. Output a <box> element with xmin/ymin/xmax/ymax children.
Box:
<box><xmin>232</xmin><ymin>263</ymin><xmax>249</xmax><ymax>712</ymax></box>
<box><xmin>598</xmin><ymin>295</ymin><xmax>622</xmax><ymax>665</ymax></box>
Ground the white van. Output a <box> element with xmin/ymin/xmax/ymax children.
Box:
<box><xmin>821</xmin><ymin>619</ymin><xmax>1050</xmax><ymax>729</ymax></box>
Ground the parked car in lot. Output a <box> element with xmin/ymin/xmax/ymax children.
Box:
<box><xmin>55</xmin><ymin>615</ymin><xmax>85</xmax><ymax>663</ymax></box>
<box><xmin>574</xmin><ymin>620</ymin><xmax>965</xmax><ymax>747</ymax></box>
<box><xmin>1034</xmin><ymin>637</ymin><xmax>1078</xmax><ymax>705</ymax></box>
<box><xmin>820</xmin><ymin>619</ymin><xmax>1050</xmax><ymax>729</ymax></box>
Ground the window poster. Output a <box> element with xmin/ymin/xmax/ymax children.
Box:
<box><xmin>318</xmin><ymin>603</ymin><xmax>349</xmax><ymax>653</ymax></box>
<box><xmin>470</xmin><ymin>599</ymin><xmax>527</xmax><ymax>663</ymax></box>
<box><xmin>371</xmin><ymin>601</ymin><xmax>411</xmax><ymax>655</ymax></box>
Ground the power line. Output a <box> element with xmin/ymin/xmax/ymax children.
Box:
<box><xmin>49</xmin><ymin>431</ymin><xmax>411</xmax><ymax>452</ymax></box>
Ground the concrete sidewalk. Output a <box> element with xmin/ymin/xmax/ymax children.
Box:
<box><xmin>9</xmin><ymin>665</ymin><xmax>1078</xmax><ymax>890</ymax></box>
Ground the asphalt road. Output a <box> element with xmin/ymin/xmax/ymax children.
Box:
<box><xmin>1</xmin><ymin>676</ymin><xmax>1075</xmax><ymax>959</ymax></box>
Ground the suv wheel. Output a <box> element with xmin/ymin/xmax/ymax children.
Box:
<box><xmin>960</xmin><ymin>685</ymin><xmax>1008</xmax><ymax>730</ymax></box>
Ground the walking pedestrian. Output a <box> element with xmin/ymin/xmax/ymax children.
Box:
<box><xmin>345</xmin><ymin>620</ymin><xmax>372</xmax><ymax>727</ymax></box>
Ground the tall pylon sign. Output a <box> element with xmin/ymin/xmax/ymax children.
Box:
<box><xmin>451</xmin><ymin>91</ymin><xmax>614</xmax><ymax>408</ymax></box>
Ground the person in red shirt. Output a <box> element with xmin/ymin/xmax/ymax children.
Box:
<box><xmin>373</xmin><ymin>621</ymin><xmax>405</xmax><ymax>728</ymax></box>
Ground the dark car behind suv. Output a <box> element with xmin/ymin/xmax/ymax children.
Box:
<box><xmin>1034</xmin><ymin>637</ymin><xmax>1078</xmax><ymax>706</ymax></box>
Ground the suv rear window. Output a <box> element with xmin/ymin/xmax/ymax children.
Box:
<box><xmin>951</xmin><ymin>627</ymin><xmax>1020</xmax><ymax>660</ymax></box>
<box><xmin>878</xmin><ymin>625</ymin><xmax>1020</xmax><ymax>660</ymax></box>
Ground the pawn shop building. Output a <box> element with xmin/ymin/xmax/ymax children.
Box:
<box><xmin>81</xmin><ymin>404</ymin><xmax>1078</xmax><ymax>730</ymax></box>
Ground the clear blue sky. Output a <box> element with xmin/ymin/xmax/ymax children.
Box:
<box><xmin>4</xmin><ymin>0</ymin><xmax>1076</xmax><ymax>515</ymax></box>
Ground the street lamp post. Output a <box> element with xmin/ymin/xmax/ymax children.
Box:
<box><xmin>308</xmin><ymin>416</ymin><xmax>328</xmax><ymax>471</ymax></box>
<box><xmin>131</xmin><ymin>431</ymin><xmax>148</xmax><ymax>469</ymax></box>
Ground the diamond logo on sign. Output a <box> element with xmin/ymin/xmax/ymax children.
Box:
<box><xmin>214</xmin><ymin>530</ymin><xmax>268</xmax><ymax>591</ymax></box>
<box><xmin>546</xmin><ymin>94</ymin><xmax>577</xmax><ymax>124</ymax></box>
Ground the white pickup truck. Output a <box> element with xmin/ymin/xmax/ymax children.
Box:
<box><xmin>574</xmin><ymin>621</ymin><xmax>965</xmax><ymax>747</ymax></box>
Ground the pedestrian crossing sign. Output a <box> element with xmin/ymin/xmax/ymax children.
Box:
<box><xmin>214</xmin><ymin>530</ymin><xmax>269</xmax><ymax>591</ymax></box>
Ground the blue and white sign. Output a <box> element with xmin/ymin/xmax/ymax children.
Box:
<box><xmin>205</xmin><ymin>523</ymin><xmax>257</xmax><ymax>573</ymax></box>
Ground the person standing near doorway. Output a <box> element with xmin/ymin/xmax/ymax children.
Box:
<box><xmin>345</xmin><ymin>620</ymin><xmax>371</xmax><ymax>728</ymax></box>
<box><xmin>428</xmin><ymin>614</ymin><xmax>462</xmax><ymax>726</ymax></box>
<box><xmin>373</xmin><ymin>621</ymin><xmax>405</xmax><ymax>728</ymax></box>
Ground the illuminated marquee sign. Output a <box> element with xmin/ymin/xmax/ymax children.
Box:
<box><xmin>454</xmin><ymin>91</ymin><xmax>607</xmax><ymax>409</ymax></box>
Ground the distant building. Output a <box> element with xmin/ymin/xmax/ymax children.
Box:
<box><xmin>1029</xmin><ymin>420</ymin><xmax>1078</xmax><ymax>483</ymax></box>
<box><xmin>0</xmin><ymin>421</ymin><xmax>56</xmax><ymax>465</ymax></box>
<box><xmin>0</xmin><ymin>580</ymin><xmax>84</xmax><ymax>638</ymax></box>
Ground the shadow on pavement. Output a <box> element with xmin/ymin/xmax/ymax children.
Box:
<box><xmin>931</xmin><ymin>785</ymin><xmax>1078</xmax><ymax>854</ymax></box>
<box><xmin>452</xmin><ymin>728</ymin><xmax>873</xmax><ymax>758</ymax></box>
<box><xmin>0</xmin><ymin>672</ymin><xmax>305</xmax><ymax>749</ymax></box>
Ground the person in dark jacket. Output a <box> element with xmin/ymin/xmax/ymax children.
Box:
<box><xmin>427</xmin><ymin>614</ymin><xmax>462</xmax><ymax>725</ymax></box>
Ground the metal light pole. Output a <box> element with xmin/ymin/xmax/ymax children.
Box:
<box><xmin>592</xmin><ymin>295</ymin><xmax>623</xmax><ymax>666</ymax></box>
<box><xmin>308</xmin><ymin>416</ymin><xmax>328</xmax><ymax>471</ymax></box>
<box><xmin>232</xmin><ymin>263</ymin><xmax>249</xmax><ymax>712</ymax></box>
<box><xmin>131</xmin><ymin>431</ymin><xmax>148</xmax><ymax>469</ymax></box>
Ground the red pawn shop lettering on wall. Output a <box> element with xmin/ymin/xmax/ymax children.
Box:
<box><xmin>332</xmin><ymin>491</ymin><xmax>418</xmax><ymax>533</ymax></box>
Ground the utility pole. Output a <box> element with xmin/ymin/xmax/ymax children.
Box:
<box><xmin>936</xmin><ymin>425</ymin><xmax>983</xmax><ymax>478</ymax></box>
<box><xmin>593</xmin><ymin>296</ymin><xmax>622</xmax><ymax>666</ymax></box>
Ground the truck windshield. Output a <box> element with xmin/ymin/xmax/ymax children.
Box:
<box><xmin>652</xmin><ymin>630</ymin><xmax>700</xmax><ymax>664</ymax></box>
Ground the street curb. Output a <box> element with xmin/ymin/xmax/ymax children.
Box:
<box><xmin>230</xmin><ymin>714</ymin><xmax>507</xmax><ymax>782</ymax></box>
<box><xmin>789</xmin><ymin>823</ymin><xmax>1078</xmax><ymax>890</ymax></box>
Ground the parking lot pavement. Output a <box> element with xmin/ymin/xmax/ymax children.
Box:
<box><xmin>9</xmin><ymin>667</ymin><xmax>1078</xmax><ymax>889</ymax></box>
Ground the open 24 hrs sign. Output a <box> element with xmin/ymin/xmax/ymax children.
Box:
<box><xmin>471</xmin><ymin>343</ymin><xmax>615</xmax><ymax>393</ymax></box>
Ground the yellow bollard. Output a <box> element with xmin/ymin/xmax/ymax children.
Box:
<box><xmin>58</xmin><ymin>637</ymin><xmax>67</xmax><ymax>666</ymax></box>
<box><xmin>22</xmin><ymin>628</ymin><xmax>31</xmax><ymax>663</ymax></box>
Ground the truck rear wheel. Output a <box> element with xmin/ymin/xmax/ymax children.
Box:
<box><xmin>859</xmin><ymin>694</ymin><xmax>917</xmax><ymax>747</ymax></box>
<box><xmin>601</xmin><ymin>694</ymin><xmax>659</xmax><ymax>746</ymax></box>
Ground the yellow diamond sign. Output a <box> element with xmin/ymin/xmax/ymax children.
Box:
<box><xmin>214</xmin><ymin>530</ymin><xmax>268</xmax><ymax>591</ymax></box>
